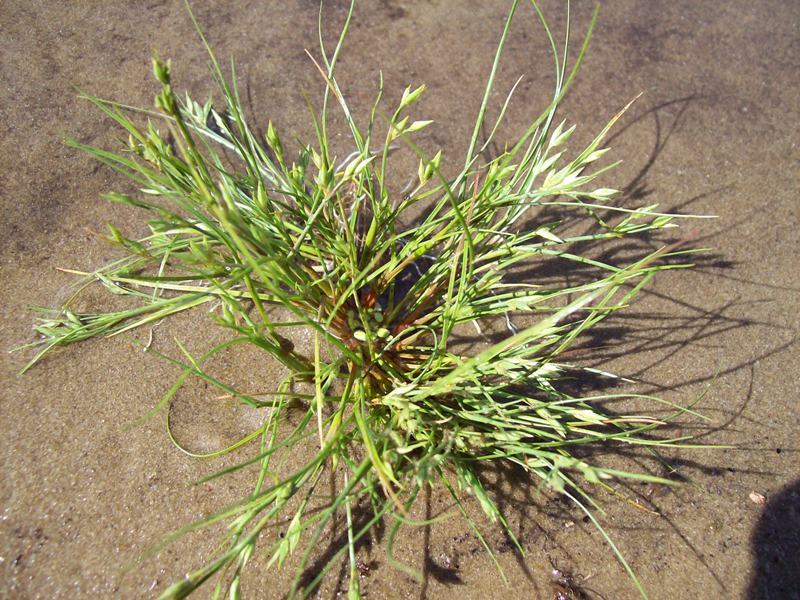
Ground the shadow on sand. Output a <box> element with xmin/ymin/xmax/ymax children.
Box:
<box><xmin>747</xmin><ymin>478</ymin><xmax>800</xmax><ymax>600</ymax></box>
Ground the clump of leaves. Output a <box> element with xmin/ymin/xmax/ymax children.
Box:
<box><xmin>19</xmin><ymin>1</ymin><xmax>708</xmax><ymax>598</ymax></box>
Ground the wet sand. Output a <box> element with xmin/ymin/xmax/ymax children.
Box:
<box><xmin>1</xmin><ymin>1</ymin><xmax>798</xmax><ymax>598</ymax></box>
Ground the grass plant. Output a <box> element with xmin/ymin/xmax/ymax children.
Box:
<box><xmin>19</xmin><ymin>1</ymin><xmax>709</xmax><ymax>598</ymax></box>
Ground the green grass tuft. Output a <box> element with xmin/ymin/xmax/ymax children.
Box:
<box><xmin>19</xmin><ymin>1</ymin><xmax>713</xmax><ymax>598</ymax></box>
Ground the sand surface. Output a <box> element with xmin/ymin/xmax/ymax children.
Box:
<box><xmin>1</xmin><ymin>1</ymin><xmax>798</xmax><ymax>598</ymax></box>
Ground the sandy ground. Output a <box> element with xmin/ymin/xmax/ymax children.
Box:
<box><xmin>1</xmin><ymin>1</ymin><xmax>798</xmax><ymax>599</ymax></box>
